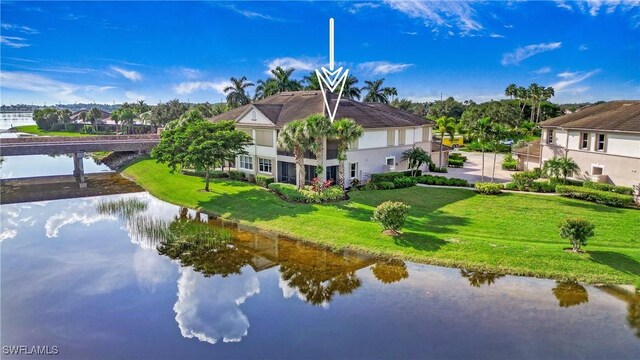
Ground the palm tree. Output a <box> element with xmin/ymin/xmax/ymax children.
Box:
<box><xmin>89</xmin><ymin>107</ymin><xmax>102</xmax><ymax>132</ymax></box>
<box><xmin>270</xmin><ymin>66</ymin><xmax>302</xmax><ymax>94</ymax></box>
<box><xmin>504</xmin><ymin>83</ymin><xmax>517</xmax><ymax>99</ymax></box>
<box><xmin>224</xmin><ymin>76</ymin><xmax>254</xmax><ymax>108</ymax></box>
<box><xmin>332</xmin><ymin>118</ymin><xmax>363</xmax><ymax>189</ymax></box>
<box><xmin>401</xmin><ymin>147</ymin><xmax>431</xmax><ymax>176</ymax></box>
<box><xmin>362</xmin><ymin>79</ymin><xmax>397</xmax><ymax>104</ymax></box>
<box><xmin>537</xmin><ymin>86</ymin><xmax>555</xmax><ymax>122</ymax></box>
<box><xmin>543</xmin><ymin>156</ymin><xmax>562</xmax><ymax>180</ymax></box>
<box><xmin>343</xmin><ymin>75</ymin><xmax>361</xmax><ymax>100</ymax></box>
<box><xmin>519</xmin><ymin>121</ymin><xmax>535</xmax><ymax>170</ymax></box>
<box><xmin>433</xmin><ymin>116</ymin><xmax>456</xmax><ymax>167</ymax></box>
<box><xmin>490</xmin><ymin>123</ymin><xmax>508</xmax><ymax>183</ymax></box>
<box><xmin>528</xmin><ymin>83</ymin><xmax>542</xmax><ymax>122</ymax></box>
<box><xmin>517</xmin><ymin>86</ymin><xmax>528</xmax><ymax>117</ymax></box>
<box><xmin>303</xmin><ymin>114</ymin><xmax>333</xmax><ymax>178</ymax></box>
<box><xmin>472</xmin><ymin>116</ymin><xmax>492</xmax><ymax>182</ymax></box>
<box><xmin>557</xmin><ymin>156</ymin><xmax>580</xmax><ymax>183</ymax></box>
<box><xmin>276</xmin><ymin>120</ymin><xmax>310</xmax><ymax>190</ymax></box>
<box><xmin>303</xmin><ymin>72</ymin><xmax>321</xmax><ymax>90</ymax></box>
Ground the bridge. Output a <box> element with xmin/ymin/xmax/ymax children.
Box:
<box><xmin>0</xmin><ymin>135</ymin><xmax>159</xmax><ymax>187</ymax></box>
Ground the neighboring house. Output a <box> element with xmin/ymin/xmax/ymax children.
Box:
<box><xmin>70</xmin><ymin>109</ymin><xmax>111</xmax><ymax>124</ymax></box>
<box><xmin>513</xmin><ymin>139</ymin><xmax>541</xmax><ymax>171</ymax></box>
<box><xmin>538</xmin><ymin>101</ymin><xmax>640</xmax><ymax>186</ymax></box>
<box><xmin>431</xmin><ymin>142</ymin><xmax>452</xmax><ymax>167</ymax></box>
<box><xmin>210</xmin><ymin>91</ymin><xmax>436</xmax><ymax>187</ymax></box>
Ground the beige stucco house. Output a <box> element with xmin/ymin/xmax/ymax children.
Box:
<box><xmin>210</xmin><ymin>90</ymin><xmax>437</xmax><ymax>187</ymax></box>
<box><xmin>538</xmin><ymin>101</ymin><xmax>640</xmax><ymax>187</ymax></box>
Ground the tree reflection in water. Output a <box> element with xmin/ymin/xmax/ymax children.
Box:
<box><xmin>596</xmin><ymin>285</ymin><xmax>640</xmax><ymax>338</ymax></box>
<box><xmin>552</xmin><ymin>281</ymin><xmax>589</xmax><ymax>308</ymax></box>
<box><xmin>371</xmin><ymin>259</ymin><xmax>409</xmax><ymax>284</ymax></box>
<box><xmin>460</xmin><ymin>269</ymin><xmax>505</xmax><ymax>287</ymax></box>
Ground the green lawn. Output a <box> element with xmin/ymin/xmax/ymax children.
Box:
<box><xmin>123</xmin><ymin>158</ymin><xmax>640</xmax><ymax>286</ymax></box>
<box><xmin>13</xmin><ymin>125</ymin><xmax>93</xmax><ymax>137</ymax></box>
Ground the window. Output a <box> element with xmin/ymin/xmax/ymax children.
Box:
<box><xmin>580</xmin><ymin>132</ymin><xmax>589</xmax><ymax>150</ymax></box>
<box><xmin>239</xmin><ymin>127</ymin><xmax>252</xmax><ymax>137</ymax></box>
<box><xmin>251</xmin><ymin>111</ymin><xmax>257</xmax><ymax>121</ymax></box>
<box><xmin>255</xmin><ymin>129</ymin><xmax>274</xmax><ymax>147</ymax></box>
<box><xmin>592</xmin><ymin>166</ymin><xmax>603</xmax><ymax>175</ymax></box>
<box><xmin>387</xmin><ymin>130</ymin><xmax>395</xmax><ymax>146</ymax></box>
<box><xmin>547</xmin><ymin>129</ymin><xmax>554</xmax><ymax>144</ymax></box>
<box><xmin>350</xmin><ymin>162</ymin><xmax>358</xmax><ymax>178</ymax></box>
<box><xmin>239</xmin><ymin>156</ymin><xmax>253</xmax><ymax>170</ymax></box>
<box><xmin>398</xmin><ymin>129</ymin><xmax>406</xmax><ymax>145</ymax></box>
<box><xmin>386</xmin><ymin>156</ymin><xmax>395</xmax><ymax>166</ymax></box>
<box><xmin>422</xmin><ymin>127</ymin><xmax>429</xmax><ymax>142</ymax></box>
<box><xmin>596</xmin><ymin>133</ymin><xmax>606</xmax><ymax>151</ymax></box>
<box><xmin>258</xmin><ymin>158</ymin><xmax>272</xmax><ymax>173</ymax></box>
<box><xmin>350</xmin><ymin>139</ymin><xmax>358</xmax><ymax>150</ymax></box>
<box><xmin>326</xmin><ymin>166</ymin><xmax>338</xmax><ymax>184</ymax></box>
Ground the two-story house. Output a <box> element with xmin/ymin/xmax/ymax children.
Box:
<box><xmin>210</xmin><ymin>91</ymin><xmax>435</xmax><ymax>187</ymax></box>
<box><xmin>538</xmin><ymin>100</ymin><xmax>640</xmax><ymax>186</ymax></box>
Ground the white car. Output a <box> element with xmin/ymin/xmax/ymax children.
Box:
<box><xmin>500</xmin><ymin>139</ymin><xmax>515</xmax><ymax>146</ymax></box>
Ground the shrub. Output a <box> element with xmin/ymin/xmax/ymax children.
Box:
<box><xmin>559</xmin><ymin>218</ymin><xmax>595</xmax><ymax>252</ymax></box>
<box><xmin>583</xmin><ymin>181</ymin><xmax>633</xmax><ymax>195</ymax></box>
<box><xmin>268</xmin><ymin>182</ymin><xmax>344</xmax><ymax>203</ymax></box>
<box><xmin>256</xmin><ymin>175</ymin><xmax>274</xmax><ymax>188</ymax></box>
<box><xmin>81</xmin><ymin>125</ymin><xmax>95</xmax><ymax>134</ymax></box>
<box><xmin>64</xmin><ymin>123</ymin><xmax>76</xmax><ymax>132</ymax></box>
<box><xmin>556</xmin><ymin>185</ymin><xmax>634</xmax><ymax>208</ymax></box>
<box><xmin>474</xmin><ymin>182</ymin><xmax>503</xmax><ymax>195</ymax></box>
<box><xmin>449</xmin><ymin>153</ymin><xmax>467</xmax><ymax>162</ymax></box>
<box><xmin>529</xmin><ymin>181</ymin><xmax>557</xmax><ymax>193</ymax></box>
<box><xmin>50</xmin><ymin>123</ymin><xmax>66</xmax><ymax>131</ymax></box>
<box><xmin>181</xmin><ymin>169</ymin><xmax>229</xmax><ymax>178</ymax></box>
<box><xmin>429</xmin><ymin>164</ymin><xmax>448</xmax><ymax>173</ymax></box>
<box><xmin>350</xmin><ymin>178</ymin><xmax>361</xmax><ymax>189</ymax></box>
<box><xmin>448</xmin><ymin>158</ymin><xmax>464</xmax><ymax>168</ymax></box>
<box><xmin>511</xmin><ymin>170</ymin><xmax>540</xmax><ymax>189</ymax></box>
<box><xmin>370</xmin><ymin>172</ymin><xmax>406</xmax><ymax>183</ymax></box>
<box><xmin>549</xmin><ymin>178</ymin><xmax>583</xmax><ymax>187</ymax></box>
<box><xmin>376</xmin><ymin>181</ymin><xmax>396</xmax><ymax>190</ymax></box>
<box><xmin>228</xmin><ymin>170</ymin><xmax>245</xmax><ymax>181</ymax></box>
<box><xmin>401</xmin><ymin>169</ymin><xmax>422</xmax><ymax>177</ymax></box>
<box><xmin>393</xmin><ymin>176</ymin><xmax>417</xmax><ymax>189</ymax></box>
<box><xmin>501</xmin><ymin>153</ymin><xmax>518</xmax><ymax>171</ymax></box>
<box><xmin>416</xmin><ymin>175</ymin><xmax>469</xmax><ymax>187</ymax></box>
<box><xmin>247</xmin><ymin>174</ymin><xmax>256</xmax><ymax>183</ymax></box>
<box><xmin>372</xmin><ymin>201</ymin><xmax>411</xmax><ymax>235</ymax></box>
<box><xmin>269</xmin><ymin>183</ymin><xmax>305</xmax><ymax>202</ymax></box>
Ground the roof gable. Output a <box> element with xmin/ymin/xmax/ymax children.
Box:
<box><xmin>539</xmin><ymin>101</ymin><xmax>640</xmax><ymax>133</ymax></box>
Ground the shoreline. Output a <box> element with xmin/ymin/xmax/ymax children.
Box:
<box><xmin>120</xmin><ymin>158</ymin><xmax>640</xmax><ymax>289</ymax></box>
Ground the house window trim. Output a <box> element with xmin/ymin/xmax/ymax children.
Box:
<box><xmin>238</xmin><ymin>155</ymin><xmax>253</xmax><ymax>170</ymax></box>
<box><xmin>258</xmin><ymin>157</ymin><xmax>272</xmax><ymax>174</ymax></box>
<box><xmin>398</xmin><ymin>129</ymin><xmax>406</xmax><ymax>146</ymax></box>
<box><xmin>350</xmin><ymin>162</ymin><xmax>358</xmax><ymax>179</ymax></box>
<box><xmin>385</xmin><ymin>156</ymin><xmax>395</xmax><ymax>166</ymax></box>
<box><xmin>579</xmin><ymin>132</ymin><xmax>589</xmax><ymax>150</ymax></box>
<box><xmin>387</xmin><ymin>129</ymin><xmax>395</xmax><ymax>147</ymax></box>
<box><xmin>595</xmin><ymin>133</ymin><xmax>606</xmax><ymax>152</ymax></box>
<box><xmin>547</xmin><ymin>129</ymin><xmax>554</xmax><ymax>145</ymax></box>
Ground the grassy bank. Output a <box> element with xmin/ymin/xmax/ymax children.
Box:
<box><xmin>13</xmin><ymin>125</ymin><xmax>93</xmax><ymax>137</ymax></box>
<box><xmin>122</xmin><ymin>158</ymin><xmax>640</xmax><ymax>286</ymax></box>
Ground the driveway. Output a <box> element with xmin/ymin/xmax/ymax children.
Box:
<box><xmin>436</xmin><ymin>151</ymin><xmax>514</xmax><ymax>184</ymax></box>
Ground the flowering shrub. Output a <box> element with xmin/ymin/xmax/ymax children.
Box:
<box><xmin>311</xmin><ymin>177</ymin><xmax>333</xmax><ymax>193</ymax></box>
<box><xmin>372</xmin><ymin>201</ymin><xmax>411</xmax><ymax>235</ymax></box>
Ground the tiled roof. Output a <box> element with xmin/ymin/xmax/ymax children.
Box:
<box><xmin>513</xmin><ymin>139</ymin><xmax>541</xmax><ymax>157</ymax></box>
<box><xmin>210</xmin><ymin>91</ymin><xmax>432</xmax><ymax>128</ymax></box>
<box><xmin>539</xmin><ymin>101</ymin><xmax>640</xmax><ymax>133</ymax></box>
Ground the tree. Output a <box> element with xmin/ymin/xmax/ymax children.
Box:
<box><xmin>504</xmin><ymin>83</ymin><xmax>517</xmax><ymax>99</ymax></box>
<box><xmin>433</xmin><ymin>116</ymin><xmax>456</xmax><ymax>167</ymax></box>
<box><xmin>224</xmin><ymin>76</ymin><xmax>254</xmax><ymax>108</ymax></box>
<box><xmin>57</xmin><ymin>109</ymin><xmax>72</xmax><ymax>124</ymax></box>
<box><xmin>256</xmin><ymin>67</ymin><xmax>302</xmax><ymax>99</ymax></box>
<box><xmin>489</xmin><ymin>123</ymin><xmax>508</xmax><ymax>182</ymax></box>
<box><xmin>303</xmin><ymin>72</ymin><xmax>321</xmax><ymax>90</ymax></box>
<box><xmin>88</xmin><ymin>107</ymin><xmax>103</xmax><ymax>132</ymax></box>
<box><xmin>149</xmin><ymin>99</ymin><xmax>189</xmax><ymax>129</ymax></box>
<box><xmin>427</xmin><ymin>97</ymin><xmax>466</xmax><ymax>120</ymax></box>
<box><xmin>559</xmin><ymin>218</ymin><xmax>595</xmax><ymax>253</ymax></box>
<box><xmin>110</xmin><ymin>109</ymin><xmax>121</xmax><ymax>132</ymax></box>
<box><xmin>401</xmin><ymin>147</ymin><xmax>432</xmax><ymax>176</ymax></box>
<box><xmin>33</xmin><ymin>107</ymin><xmax>59</xmax><ymax>130</ymax></box>
<box><xmin>332</xmin><ymin>118</ymin><xmax>364</xmax><ymax>189</ymax></box>
<box><xmin>276</xmin><ymin>120</ymin><xmax>311</xmax><ymax>190</ymax></box>
<box><xmin>372</xmin><ymin>201</ymin><xmax>410</xmax><ymax>235</ymax></box>
<box><xmin>343</xmin><ymin>75</ymin><xmax>361</xmax><ymax>100</ymax></box>
<box><xmin>152</xmin><ymin>113</ymin><xmax>252</xmax><ymax>191</ymax></box>
<box><xmin>362</xmin><ymin>78</ymin><xmax>397</xmax><ymax>104</ymax></box>
<box><xmin>543</xmin><ymin>156</ymin><xmax>580</xmax><ymax>183</ymax></box>
<box><xmin>519</xmin><ymin>121</ymin><xmax>536</xmax><ymax>170</ymax></box>
<box><xmin>471</xmin><ymin>116</ymin><xmax>492</xmax><ymax>182</ymax></box>
<box><xmin>119</xmin><ymin>108</ymin><xmax>136</xmax><ymax>134</ymax></box>
<box><xmin>303</xmin><ymin>114</ymin><xmax>333</xmax><ymax>178</ymax></box>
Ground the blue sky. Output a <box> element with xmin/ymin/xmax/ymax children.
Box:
<box><xmin>1</xmin><ymin>1</ymin><xmax>639</xmax><ymax>105</ymax></box>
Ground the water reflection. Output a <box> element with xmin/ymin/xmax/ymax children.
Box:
<box><xmin>460</xmin><ymin>269</ymin><xmax>506</xmax><ymax>287</ymax></box>
<box><xmin>552</xmin><ymin>281</ymin><xmax>589</xmax><ymax>308</ymax></box>
<box><xmin>371</xmin><ymin>259</ymin><xmax>409</xmax><ymax>284</ymax></box>
<box><xmin>597</xmin><ymin>285</ymin><xmax>640</xmax><ymax>338</ymax></box>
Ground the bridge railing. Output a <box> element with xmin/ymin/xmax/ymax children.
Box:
<box><xmin>0</xmin><ymin>134</ymin><xmax>159</xmax><ymax>144</ymax></box>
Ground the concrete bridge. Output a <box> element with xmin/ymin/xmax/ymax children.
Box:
<box><xmin>0</xmin><ymin>135</ymin><xmax>159</xmax><ymax>187</ymax></box>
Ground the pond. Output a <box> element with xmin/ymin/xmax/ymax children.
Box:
<box><xmin>0</xmin><ymin>156</ymin><xmax>638</xmax><ymax>359</ymax></box>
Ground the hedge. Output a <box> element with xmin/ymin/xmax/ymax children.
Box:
<box><xmin>583</xmin><ymin>181</ymin><xmax>633</xmax><ymax>195</ymax></box>
<box><xmin>416</xmin><ymin>175</ymin><xmax>469</xmax><ymax>187</ymax></box>
<box><xmin>448</xmin><ymin>159</ymin><xmax>464</xmax><ymax>167</ymax></box>
<box><xmin>256</xmin><ymin>174</ymin><xmax>275</xmax><ymax>188</ymax></box>
<box><xmin>474</xmin><ymin>182</ymin><xmax>503</xmax><ymax>195</ymax></box>
<box><xmin>228</xmin><ymin>170</ymin><xmax>245</xmax><ymax>181</ymax></box>
<box><xmin>449</xmin><ymin>153</ymin><xmax>467</xmax><ymax>162</ymax></box>
<box><xmin>393</xmin><ymin>176</ymin><xmax>417</xmax><ymax>188</ymax></box>
<box><xmin>556</xmin><ymin>185</ymin><xmax>635</xmax><ymax>208</ymax></box>
<box><xmin>181</xmin><ymin>169</ymin><xmax>229</xmax><ymax>178</ymax></box>
<box><xmin>268</xmin><ymin>182</ymin><xmax>344</xmax><ymax>203</ymax></box>
<box><xmin>429</xmin><ymin>164</ymin><xmax>448</xmax><ymax>173</ymax></box>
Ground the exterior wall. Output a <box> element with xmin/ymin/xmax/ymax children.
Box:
<box><xmin>540</xmin><ymin>127</ymin><xmax>640</xmax><ymax>186</ymax></box>
<box><xmin>431</xmin><ymin>150</ymin><xmax>449</xmax><ymax>168</ymax></box>
<box><xmin>515</xmin><ymin>154</ymin><xmax>541</xmax><ymax>171</ymax></box>
<box><xmin>235</xmin><ymin>126</ymin><xmax>278</xmax><ymax>179</ymax></box>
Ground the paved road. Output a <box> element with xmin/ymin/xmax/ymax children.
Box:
<box><xmin>440</xmin><ymin>151</ymin><xmax>515</xmax><ymax>183</ymax></box>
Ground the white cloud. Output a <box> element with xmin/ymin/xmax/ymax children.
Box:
<box><xmin>220</xmin><ymin>4</ymin><xmax>285</xmax><ymax>21</ymax></box>
<box><xmin>551</xmin><ymin>69</ymin><xmax>601</xmax><ymax>91</ymax></box>
<box><xmin>556</xmin><ymin>0</ymin><xmax>640</xmax><ymax>17</ymax></box>
<box><xmin>174</xmin><ymin>81</ymin><xmax>229</xmax><ymax>95</ymax></box>
<box><xmin>489</xmin><ymin>33</ymin><xmax>505</xmax><ymax>38</ymax></box>
<box><xmin>501</xmin><ymin>42</ymin><xmax>562</xmax><ymax>65</ymax></box>
<box><xmin>555</xmin><ymin>1</ymin><xmax>574</xmax><ymax>11</ymax></box>
<box><xmin>533</xmin><ymin>66</ymin><xmax>552</xmax><ymax>74</ymax></box>
<box><xmin>177</xmin><ymin>67</ymin><xmax>201</xmax><ymax>79</ymax></box>
<box><xmin>358</xmin><ymin>61</ymin><xmax>413</xmax><ymax>75</ymax></box>
<box><xmin>1</xmin><ymin>23</ymin><xmax>39</xmax><ymax>34</ymax></box>
<box><xmin>401</xmin><ymin>31</ymin><xmax>418</xmax><ymax>35</ymax></box>
<box><xmin>579</xmin><ymin>44</ymin><xmax>589</xmax><ymax>51</ymax></box>
<box><xmin>0</xmin><ymin>71</ymin><xmax>92</xmax><ymax>103</ymax></box>
<box><xmin>348</xmin><ymin>2</ymin><xmax>381</xmax><ymax>14</ymax></box>
<box><xmin>0</xmin><ymin>36</ymin><xmax>30</xmax><ymax>48</ymax></box>
<box><xmin>111</xmin><ymin>66</ymin><xmax>143</xmax><ymax>82</ymax></box>
<box><xmin>265</xmin><ymin>57</ymin><xmax>321</xmax><ymax>74</ymax></box>
<box><xmin>384</xmin><ymin>0</ymin><xmax>483</xmax><ymax>35</ymax></box>
<box><xmin>125</xmin><ymin>91</ymin><xmax>146</xmax><ymax>101</ymax></box>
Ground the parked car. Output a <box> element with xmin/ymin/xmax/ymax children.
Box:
<box><xmin>500</xmin><ymin>139</ymin><xmax>515</xmax><ymax>146</ymax></box>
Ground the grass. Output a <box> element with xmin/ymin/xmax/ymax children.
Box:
<box><xmin>13</xmin><ymin>125</ymin><xmax>93</xmax><ymax>137</ymax></box>
<box><xmin>122</xmin><ymin>158</ymin><xmax>640</xmax><ymax>287</ymax></box>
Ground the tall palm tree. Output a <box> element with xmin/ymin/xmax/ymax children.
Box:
<box><xmin>269</xmin><ymin>66</ymin><xmax>302</xmax><ymax>94</ymax></box>
<box><xmin>362</xmin><ymin>79</ymin><xmax>397</xmax><ymax>104</ymax></box>
<box><xmin>89</xmin><ymin>107</ymin><xmax>102</xmax><ymax>132</ymax></box>
<box><xmin>528</xmin><ymin>83</ymin><xmax>542</xmax><ymax>122</ymax></box>
<box><xmin>433</xmin><ymin>116</ymin><xmax>456</xmax><ymax>167</ymax></box>
<box><xmin>519</xmin><ymin>121</ymin><xmax>535</xmax><ymax>170</ymax></box>
<box><xmin>276</xmin><ymin>120</ymin><xmax>311</xmax><ymax>190</ymax></box>
<box><xmin>223</xmin><ymin>76</ymin><xmax>254</xmax><ymax>108</ymax></box>
<box><xmin>303</xmin><ymin>114</ymin><xmax>333</xmax><ymax>178</ymax></box>
<box><xmin>303</xmin><ymin>72</ymin><xmax>321</xmax><ymax>90</ymax></box>
<box><xmin>537</xmin><ymin>86</ymin><xmax>555</xmax><ymax>122</ymax></box>
<box><xmin>472</xmin><ymin>116</ymin><xmax>492</xmax><ymax>182</ymax></box>
<box><xmin>490</xmin><ymin>123</ymin><xmax>507</xmax><ymax>183</ymax></box>
<box><xmin>504</xmin><ymin>83</ymin><xmax>517</xmax><ymax>99</ymax></box>
<box><xmin>332</xmin><ymin>118</ymin><xmax>363</xmax><ymax>189</ymax></box>
<box><xmin>343</xmin><ymin>75</ymin><xmax>361</xmax><ymax>100</ymax></box>
<box><xmin>517</xmin><ymin>86</ymin><xmax>528</xmax><ymax>117</ymax></box>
